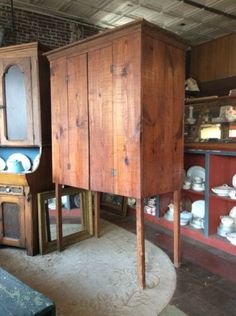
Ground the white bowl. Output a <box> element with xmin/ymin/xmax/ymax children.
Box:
<box><xmin>220</xmin><ymin>216</ymin><xmax>234</xmax><ymax>227</ymax></box>
<box><xmin>211</xmin><ymin>184</ymin><xmax>233</xmax><ymax>196</ymax></box>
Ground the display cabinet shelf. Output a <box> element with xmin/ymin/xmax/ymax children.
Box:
<box><xmin>152</xmin><ymin>147</ymin><xmax>236</xmax><ymax>255</ymax></box>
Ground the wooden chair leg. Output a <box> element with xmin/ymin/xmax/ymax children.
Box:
<box><xmin>136</xmin><ymin>198</ymin><xmax>145</xmax><ymax>289</ymax></box>
<box><xmin>55</xmin><ymin>183</ymin><xmax>63</xmax><ymax>251</ymax></box>
<box><xmin>173</xmin><ymin>190</ymin><xmax>181</xmax><ymax>267</ymax></box>
<box><xmin>94</xmin><ymin>192</ymin><xmax>100</xmax><ymax>238</ymax></box>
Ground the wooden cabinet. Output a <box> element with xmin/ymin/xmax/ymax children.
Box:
<box><xmin>0</xmin><ymin>43</ymin><xmax>51</xmax><ymax>146</ymax></box>
<box><xmin>47</xmin><ymin>19</ymin><xmax>186</xmax><ymax>199</ymax></box>
<box><xmin>46</xmin><ymin>19</ymin><xmax>186</xmax><ymax>288</ymax></box>
<box><xmin>0</xmin><ymin>43</ymin><xmax>53</xmax><ymax>255</ymax></box>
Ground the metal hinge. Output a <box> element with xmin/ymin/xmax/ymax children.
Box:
<box><xmin>111</xmin><ymin>169</ymin><xmax>117</xmax><ymax>177</ymax></box>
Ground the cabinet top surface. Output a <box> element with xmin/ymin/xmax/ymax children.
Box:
<box><xmin>45</xmin><ymin>19</ymin><xmax>187</xmax><ymax>60</ymax></box>
<box><xmin>0</xmin><ymin>42</ymin><xmax>49</xmax><ymax>57</ymax></box>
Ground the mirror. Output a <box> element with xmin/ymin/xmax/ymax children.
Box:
<box><xmin>4</xmin><ymin>65</ymin><xmax>27</xmax><ymax>140</ymax></box>
<box><xmin>38</xmin><ymin>187</ymin><xmax>93</xmax><ymax>254</ymax></box>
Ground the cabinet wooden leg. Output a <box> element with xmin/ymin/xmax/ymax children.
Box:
<box><xmin>136</xmin><ymin>198</ymin><xmax>145</xmax><ymax>289</ymax></box>
<box><xmin>94</xmin><ymin>192</ymin><xmax>100</xmax><ymax>238</ymax></box>
<box><xmin>173</xmin><ymin>190</ymin><xmax>181</xmax><ymax>267</ymax></box>
<box><xmin>55</xmin><ymin>183</ymin><xmax>63</xmax><ymax>251</ymax></box>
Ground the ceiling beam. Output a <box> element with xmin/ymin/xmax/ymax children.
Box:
<box><xmin>180</xmin><ymin>0</ymin><xmax>236</xmax><ymax>20</ymax></box>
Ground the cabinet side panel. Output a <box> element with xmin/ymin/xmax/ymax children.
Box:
<box><xmin>112</xmin><ymin>32</ymin><xmax>141</xmax><ymax>198</ymax></box>
<box><xmin>142</xmin><ymin>35</ymin><xmax>185</xmax><ymax>196</ymax></box>
<box><xmin>50</xmin><ymin>57</ymin><xmax>69</xmax><ymax>184</ymax></box>
<box><xmin>88</xmin><ymin>45</ymin><xmax>114</xmax><ymax>193</ymax></box>
<box><xmin>67</xmin><ymin>54</ymin><xmax>89</xmax><ymax>189</ymax></box>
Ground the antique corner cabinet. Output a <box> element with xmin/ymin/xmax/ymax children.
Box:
<box><xmin>46</xmin><ymin>19</ymin><xmax>186</xmax><ymax>287</ymax></box>
<box><xmin>0</xmin><ymin>42</ymin><xmax>52</xmax><ymax>255</ymax></box>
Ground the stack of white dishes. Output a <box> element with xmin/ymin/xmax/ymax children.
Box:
<box><xmin>144</xmin><ymin>197</ymin><xmax>156</xmax><ymax>215</ymax></box>
<box><xmin>217</xmin><ymin>206</ymin><xmax>236</xmax><ymax>237</ymax></box>
<box><xmin>164</xmin><ymin>203</ymin><xmax>174</xmax><ymax>221</ymax></box>
<box><xmin>191</xmin><ymin>176</ymin><xmax>205</xmax><ymax>192</ymax></box>
<box><xmin>190</xmin><ymin>200</ymin><xmax>205</xmax><ymax>229</ymax></box>
<box><xmin>226</xmin><ymin>232</ymin><xmax>236</xmax><ymax>246</ymax></box>
<box><xmin>183</xmin><ymin>166</ymin><xmax>205</xmax><ymax>192</ymax></box>
<box><xmin>164</xmin><ymin>204</ymin><xmax>192</xmax><ymax>226</ymax></box>
<box><xmin>180</xmin><ymin>211</ymin><xmax>192</xmax><ymax>226</ymax></box>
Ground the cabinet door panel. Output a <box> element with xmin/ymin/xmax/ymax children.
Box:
<box><xmin>67</xmin><ymin>54</ymin><xmax>89</xmax><ymax>189</ymax></box>
<box><xmin>0</xmin><ymin>57</ymin><xmax>34</xmax><ymax>146</ymax></box>
<box><xmin>141</xmin><ymin>36</ymin><xmax>185</xmax><ymax>196</ymax></box>
<box><xmin>0</xmin><ymin>195</ymin><xmax>25</xmax><ymax>248</ymax></box>
<box><xmin>112</xmin><ymin>33</ymin><xmax>141</xmax><ymax>197</ymax></box>
<box><xmin>88</xmin><ymin>45</ymin><xmax>114</xmax><ymax>193</ymax></box>
<box><xmin>50</xmin><ymin>57</ymin><xmax>69</xmax><ymax>184</ymax></box>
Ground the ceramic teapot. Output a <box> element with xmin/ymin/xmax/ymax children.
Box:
<box><xmin>8</xmin><ymin>160</ymin><xmax>24</xmax><ymax>173</ymax></box>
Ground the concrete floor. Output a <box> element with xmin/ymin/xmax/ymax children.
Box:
<box><xmin>101</xmin><ymin>210</ymin><xmax>236</xmax><ymax>316</ymax></box>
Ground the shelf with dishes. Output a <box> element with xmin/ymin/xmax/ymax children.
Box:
<box><xmin>0</xmin><ymin>147</ymin><xmax>41</xmax><ymax>174</ymax></box>
<box><xmin>156</xmin><ymin>148</ymin><xmax>236</xmax><ymax>254</ymax></box>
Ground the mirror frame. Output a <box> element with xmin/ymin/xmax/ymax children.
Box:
<box><xmin>38</xmin><ymin>187</ymin><xmax>93</xmax><ymax>254</ymax></box>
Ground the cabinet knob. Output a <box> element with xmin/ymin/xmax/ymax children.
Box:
<box><xmin>5</xmin><ymin>186</ymin><xmax>11</xmax><ymax>193</ymax></box>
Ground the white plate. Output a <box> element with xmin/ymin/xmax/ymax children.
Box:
<box><xmin>7</xmin><ymin>153</ymin><xmax>31</xmax><ymax>172</ymax></box>
<box><xmin>33</xmin><ymin>154</ymin><xmax>40</xmax><ymax>171</ymax></box>
<box><xmin>0</xmin><ymin>157</ymin><xmax>6</xmax><ymax>171</ymax></box>
<box><xmin>191</xmin><ymin>200</ymin><xmax>205</xmax><ymax>218</ymax></box>
<box><xmin>229</xmin><ymin>206</ymin><xmax>236</xmax><ymax>219</ymax></box>
<box><xmin>232</xmin><ymin>174</ymin><xmax>236</xmax><ymax>189</ymax></box>
<box><xmin>187</xmin><ymin>166</ymin><xmax>205</xmax><ymax>182</ymax></box>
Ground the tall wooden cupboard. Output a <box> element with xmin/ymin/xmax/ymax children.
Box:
<box><xmin>0</xmin><ymin>42</ymin><xmax>52</xmax><ymax>255</ymax></box>
<box><xmin>46</xmin><ymin>19</ymin><xmax>186</xmax><ymax>287</ymax></box>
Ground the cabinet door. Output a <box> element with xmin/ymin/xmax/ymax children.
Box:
<box><xmin>0</xmin><ymin>57</ymin><xmax>34</xmax><ymax>146</ymax></box>
<box><xmin>88</xmin><ymin>45</ymin><xmax>114</xmax><ymax>193</ymax></box>
<box><xmin>50</xmin><ymin>57</ymin><xmax>68</xmax><ymax>185</ymax></box>
<box><xmin>50</xmin><ymin>55</ymin><xmax>89</xmax><ymax>189</ymax></box>
<box><xmin>0</xmin><ymin>195</ymin><xmax>25</xmax><ymax>248</ymax></box>
<box><xmin>67</xmin><ymin>54</ymin><xmax>89</xmax><ymax>188</ymax></box>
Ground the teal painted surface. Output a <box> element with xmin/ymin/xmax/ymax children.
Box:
<box><xmin>0</xmin><ymin>147</ymin><xmax>40</xmax><ymax>161</ymax></box>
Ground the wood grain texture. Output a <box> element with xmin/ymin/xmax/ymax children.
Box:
<box><xmin>141</xmin><ymin>35</ymin><xmax>185</xmax><ymax>197</ymax></box>
<box><xmin>67</xmin><ymin>53</ymin><xmax>89</xmax><ymax>189</ymax></box>
<box><xmin>88</xmin><ymin>45</ymin><xmax>114</xmax><ymax>193</ymax></box>
<box><xmin>50</xmin><ymin>57</ymin><xmax>68</xmax><ymax>185</ymax></box>
<box><xmin>173</xmin><ymin>190</ymin><xmax>181</xmax><ymax>268</ymax></box>
<box><xmin>136</xmin><ymin>198</ymin><xmax>145</xmax><ymax>289</ymax></box>
<box><xmin>0</xmin><ymin>194</ymin><xmax>25</xmax><ymax>248</ymax></box>
<box><xmin>189</xmin><ymin>34</ymin><xmax>236</xmax><ymax>82</ymax></box>
<box><xmin>112</xmin><ymin>32</ymin><xmax>141</xmax><ymax>198</ymax></box>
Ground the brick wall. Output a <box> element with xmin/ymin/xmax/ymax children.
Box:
<box><xmin>0</xmin><ymin>5</ymin><xmax>101</xmax><ymax>48</ymax></box>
